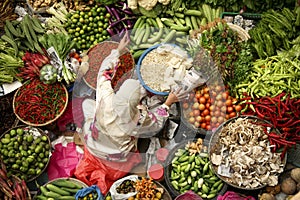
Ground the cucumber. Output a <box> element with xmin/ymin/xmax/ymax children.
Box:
<box><xmin>39</xmin><ymin>186</ymin><xmax>49</xmax><ymax>196</ymax></box>
<box><xmin>142</xmin><ymin>24</ymin><xmax>150</xmax><ymax>43</ymax></box>
<box><xmin>52</xmin><ymin>179</ymin><xmax>79</xmax><ymax>189</ymax></box>
<box><xmin>133</xmin><ymin>50</ymin><xmax>144</xmax><ymax>60</ymax></box>
<box><xmin>46</xmin><ymin>184</ymin><xmax>71</xmax><ymax>196</ymax></box>
<box><xmin>170</xmin><ymin>25</ymin><xmax>190</xmax><ymax>32</ymax></box>
<box><xmin>191</xmin><ymin>16</ymin><xmax>199</xmax><ymax>30</ymax></box>
<box><xmin>57</xmin><ymin>196</ymin><xmax>76</xmax><ymax>200</ymax></box>
<box><xmin>45</xmin><ymin>191</ymin><xmax>61</xmax><ymax>198</ymax></box>
<box><xmin>35</xmin><ymin>195</ymin><xmax>48</xmax><ymax>200</ymax></box>
<box><xmin>148</xmin><ymin>28</ymin><xmax>164</xmax><ymax>43</ymax></box>
<box><xmin>155</xmin><ymin>17</ymin><xmax>164</xmax><ymax>28</ymax></box>
<box><xmin>60</xmin><ymin>187</ymin><xmax>81</xmax><ymax>194</ymax></box>
<box><xmin>162</xmin><ymin>29</ymin><xmax>176</xmax><ymax>43</ymax></box>
<box><xmin>184</xmin><ymin>10</ymin><xmax>202</xmax><ymax>17</ymax></box>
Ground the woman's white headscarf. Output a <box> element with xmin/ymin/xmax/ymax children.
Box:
<box><xmin>112</xmin><ymin>79</ymin><xmax>142</xmax><ymax>134</ymax></box>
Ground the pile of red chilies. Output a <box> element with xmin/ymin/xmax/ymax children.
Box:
<box><xmin>0</xmin><ymin>160</ymin><xmax>29</xmax><ymax>200</ymax></box>
<box><xmin>105</xmin><ymin>1</ymin><xmax>136</xmax><ymax>36</ymax></box>
<box><xmin>241</xmin><ymin>92</ymin><xmax>300</xmax><ymax>159</ymax></box>
<box><xmin>17</xmin><ymin>51</ymin><xmax>50</xmax><ymax>80</ymax></box>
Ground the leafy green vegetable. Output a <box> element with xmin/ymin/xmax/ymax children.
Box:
<box><xmin>138</xmin><ymin>3</ymin><xmax>163</xmax><ymax>18</ymax></box>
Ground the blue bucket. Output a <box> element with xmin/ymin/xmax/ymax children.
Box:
<box><xmin>137</xmin><ymin>43</ymin><xmax>180</xmax><ymax>96</ymax></box>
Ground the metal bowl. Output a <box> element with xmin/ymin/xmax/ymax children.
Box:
<box><xmin>208</xmin><ymin>115</ymin><xmax>287</xmax><ymax>190</ymax></box>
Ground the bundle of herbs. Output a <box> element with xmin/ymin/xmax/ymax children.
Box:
<box><xmin>189</xmin><ymin>19</ymin><xmax>246</xmax><ymax>87</ymax></box>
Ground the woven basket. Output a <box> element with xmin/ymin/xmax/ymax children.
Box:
<box><xmin>83</xmin><ymin>41</ymin><xmax>134</xmax><ymax>90</ymax></box>
<box><xmin>1</xmin><ymin>125</ymin><xmax>51</xmax><ymax>182</ymax></box>
<box><xmin>12</xmin><ymin>83</ymin><xmax>68</xmax><ymax>127</ymax></box>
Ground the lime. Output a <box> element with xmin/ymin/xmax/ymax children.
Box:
<box><xmin>96</xmin><ymin>8</ymin><xmax>101</xmax><ymax>13</ymax></box>
<box><xmin>4</xmin><ymin>133</ymin><xmax>10</xmax><ymax>139</ymax></box>
<box><xmin>79</xmin><ymin>17</ymin><xmax>85</xmax><ymax>23</ymax></box>
<box><xmin>104</xmin><ymin>18</ymin><xmax>109</xmax><ymax>23</ymax></box>
<box><xmin>73</xmin><ymin>13</ymin><xmax>80</xmax><ymax>18</ymax></box>
<box><xmin>88</xmin><ymin>11</ymin><xmax>92</xmax><ymax>17</ymax></box>
<box><xmin>105</xmin><ymin>13</ymin><xmax>111</xmax><ymax>18</ymax></box>
<box><xmin>17</xmin><ymin>128</ymin><xmax>24</xmax><ymax>135</ymax></box>
<box><xmin>80</xmin><ymin>30</ymin><xmax>85</xmax><ymax>35</ymax></box>
<box><xmin>10</xmin><ymin>129</ymin><xmax>16</xmax><ymax>137</ymax></box>
<box><xmin>84</xmin><ymin>14</ymin><xmax>89</xmax><ymax>19</ymax></box>
<box><xmin>75</xmin><ymin>32</ymin><xmax>80</xmax><ymax>37</ymax></box>
<box><xmin>72</xmin><ymin>18</ymin><xmax>78</xmax><ymax>23</ymax></box>
<box><xmin>27</xmin><ymin>135</ymin><xmax>33</xmax><ymax>143</ymax></box>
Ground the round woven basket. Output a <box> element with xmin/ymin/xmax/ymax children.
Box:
<box><xmin>83</xmin><ymin>41</ymin><xmax>134</xmax><ymax>90</ymax></box>
<box><xmin>12</xmin><ymin>83</ymin><xmax>68</xmax><ymax>127</ymax></box>
<box><xmin>0</xmin><ymin>125</ymin><xmax>51</xmax><ymax>182</ymax></box>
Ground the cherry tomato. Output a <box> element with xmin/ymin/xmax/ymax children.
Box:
<box><xmin>206</xmin><ymin>124</ymin><xmax>211</xmax><ymax>130</ymax></box>
<box><xmin>235</xmin><ymin>104</ymin><xmax>242</xmax><ymax>112</ymax></box>
<box><xmin>203</xmin><ymin>109</ymin><xmax>210</xmax><ymax>116</ymax></box>
<box><xmin>229</xmin><ymin>112</ymin><xmax>237</xmax><ymax>118</ymax></box>
<box><xmin>196</xmin><ymin>116</ymin><xmax>202</xmax><ymax>122</ymax></box>
<box><xmin>201</xmin><ymin>123</ymin><xmax>206</xmax><ymax>129</ymax></box>
<box><xmin>227</xmin><ymin>106</ymin><xmax>234</xmax><ymax>113</ymax></box>
<box><xmin>225</xmin><ymin>99</ymin><xmax>232</xmax><ymax>106</ymax></box>
<box><xmin>205</xmin><ymin>103</ymin><xmax>211</xmax><ymax>109</ymax></box>
<box><xmin>203</xmin><ymin>87</ymin><xmax>209</xmax><ymax>94</ymax></box>
<box><xmin>189</xmin><ymin>117</ymin><xmax>195</xmax><ymax>124</ymax></box>
<box><xmin>205</xmin><ymin>115</ymin><xmax>211</xmax><ymax>122</ymax></box>
<box><xmin>211</xmin><ymin>116</ymin><xmax>218</xmax><ymax>124</ymax></box>
<box><xmin>194</xmin><ymin>121</ymin><xmax>200</xmax><ymax>128</ymax></box>
<box><xmin>193</xmin><ymin>109</ymin><xmax>200</xmax><ymax>116</ymax></box>
<box><xmin>198</xmin><ymin>104</ymin><xmax>205</xmax><ymax>111</ymax></box>
<box><xmin>203</xmin><ymin>93</ymin><xmax>210</xmax><ymax>100</ymax></box>
<box><xmin>195</xmin><ymin>93</ymin><xmax>201</xmax><ymax>99</ymax></box>
<box><xmin>199</xmin><ymin>97</ymin><xmax>206</xmax><ymax>104</ymax></box>
<box><xmin>193</xmin><ymin>102</ymin><xmax>199</xmax><ymax>109</ymax></box>
<box><xmin>222</xmin><ymin>91</ymin><xmax>229</xmax><ymax>100</ymax></box>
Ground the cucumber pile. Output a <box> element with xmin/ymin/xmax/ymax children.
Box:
<box><xmin>167</xmin><ymin>145</ymin><xmax>225</xmax><ymax>199</ymax></box>
<box><xmin>36</xmin><ymin>178</ymin><xmax>85</xmax><ymax>200</ymax></box>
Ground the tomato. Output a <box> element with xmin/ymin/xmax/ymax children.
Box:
<box><xmin>206</xmin><ymin>124</ymin><xmax>211</xmax><ymax>130</ymax></box>
<box><xmin>193</xmin><ymin>102</ymin><xmax>200</xmax><ymax>109</ymax></box>
<box><xmin>195</xmin><ymin>93</ymin><xmax>201</xmax><ymax>99</ymax></box>
<box><xmin>221</xmin><ymin>105</ymin><xmax>227</xmax><ymax>113</ymax></box>
<box><xmin>201</xmin><ymin>123</ymin><xmax>206</xmax><ymax>129</ymax></box>
<box><xmin>203</xmin><ymin>87</ymin><xmax>209</xmax><ymax>94</ymax></box>
<box><xmin>225</xmin><ymin>99</ymin><xmax>232</xmax><ymax>106</ymax></box>
<box><xmin>196</xmin><ymin>116</ymin><xmax>202</xmax><ymax>122</ymax></box>
<box><xmin>193</xmin><ymin>97</ymin><xmax>198</xmax><ymax>102</ymax></box>
<box><xmin>215</xmin><ymin>85</ymin><xmax>222</xmax><ymax>92</ymax></box>
<box><xmin>182</xmin><ymin>102</ymin><xmax>189</xmax><ymax>109</ymax></box>
<box><xmin>194</xmin><ymin>121</ymin><xmax>200</xmax><ymax>128</ymax></box>
<box><xmin>216</xmin><ymin>94</ymin><xmax>222</xmax><ymax>101</ymax></box>
<box><xmin>222</xmin><ymin>91</ymin><xmax>229</xmax><ymax>100</ymax></box>
<box><xmin>227</xmin><ymin>106</ymin><xmax>234</xmax><ymax>113</ymax></box>
<box><xmin>189</xmin><ymin>117</ymin><xmax>195</xmax><ymax>124</ymax></box>
<box><xmin>198</xmin><ymin>104</ymin><xmax>205</xmax><ymax>111</ymax></box>
<box><xmin>214</xmin><ymin>110</ymin><xmax>221</xmax><ymax>117</ymax></box>
<box><xmin>203</xmin><ymin>109</ymin><xmax>210</xmax><ymax>116</ymax></box>
<box><xmin>205</xmin><ymin>103</ymin><xmax>211</xmax><ymax>109</ymax></box>
<box><xmin>235</xmin><ymin>104</ymin><xmax>242</xmax><ymax>112</ymax></box>
<box><xmin>211</xmin><ymin>91</ymin><xmax>217</xmax><ymax>97</ymax></box>
<box><xmin>216</xmin><ymin>100</ymin><xmax>224</xmax><ymax>108</ymax></box>
<box><xmin>211</xmin><ymin>116</ymin><xmax>217</xmax><ymax>124</ymax></box>
<box><xmin>225</xmin><ymin>114</ymin><xmax>229</xmax><ymax>120</ymax></box>
<box><xmin>189</xmin><ymin>111</ymin><xmax>194</xmax><ymax>117</ymax></box>
<box><xmin>217</xmin><ymin>116</ymin><xmax>224</xmax><ymax>123</ymax></box>
<box><xmin>199</xmin><ymin>97</ymin><xmax>206</xmax><ymax>104</ymax></box>
<box><xmin>209</xmin><ymin>105</ymin><xmax>216</xmax><ymax>112</ymax></box>
<box><xmin>203</xmin><ymin>93</ymin><xmax>210</xmax><ymax>100</ymax></box>
<box><xmin>193</xmin><ymin>109</ymin><xmax>200</xmax><ymax>116</ymax></box>
<box><xmin>229</xmin><ymin>112</ymin><xmax>237</xmax><ymax>118</ymax></box>
<box><xmin>205</xmin><ymin>115</ymin><xmax>211</xmax><ymax>122</ymax></box>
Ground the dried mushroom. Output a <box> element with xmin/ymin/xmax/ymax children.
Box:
<box><xmin>210</xmin><ymin>117</ymin><xmax>285</xmax><ymax>189</ymax></box>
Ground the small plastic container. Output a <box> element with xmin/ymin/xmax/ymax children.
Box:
<box><xmin>148</xmin><ymin>163</ymin><xmax>164</xmax><ymax>182</ymax></box>
<box><xmin>156</xmin><ymin>148</ymin><xmax>169</xmax><ymax>163</ymax></box>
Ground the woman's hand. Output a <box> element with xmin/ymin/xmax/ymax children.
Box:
<box><xmin>164</xmin><ymin>87</ymin><xmax>188</xmax><ymax>107</ymax></box>
<box><xmin>117</xmin><ymin>32</ymin><xmax>130</xmax><ymax>53</ymax></box>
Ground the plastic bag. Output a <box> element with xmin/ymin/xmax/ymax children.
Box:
<box><xmin>74</xmin><ymin>147</ymin><xmax>142</xmax><ymax>195</ymax></box>
<box><xmin>75</xmin><ymin>185</ymin><xmax>103</xmax><ymax>200</ymax></box>
<box><xmin>47</xmin><ymin>136</ymin><xmax>84</xmax><ymax>180</ymax></box>
<box><xmin>109</xmin><ymin>175</ymin><xmax>138</xmax><ymax>200</ymax></box>
<box><xmin>175</xmin><ymin>191</ymin><xmax>203</xmax><ymax>200</ymax></box>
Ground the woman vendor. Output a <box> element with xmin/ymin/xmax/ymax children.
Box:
<box><xmin>74</xmin><ymin>34</ymin><xmax>186</xmax><ymax>194</ymax></box>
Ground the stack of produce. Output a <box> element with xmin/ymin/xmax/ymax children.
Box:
<box><xmin>0</xmin><ymin>39</ymin><xmax>23</xmax><ymax>84</ymax></box>
<box><xmin>2</xmin><ymin>14</ymin><xmax>45</xmax><ymax>55</ymax></box>
<box><xmin>167</xmin><ymin>138</ymin><xmax>225</xmax><ymax>199</ymax></box>
<box><xmin>0</xmin><ymin>0</ymin><xmax>18</xmax><ymax>29</ymax></box>
<box><xmin>36</xmin><ymin>178</ymin><xmax>86</xmax><ymax>199</ymax></box>
<box><xmin>181</xmin><ymin>85</ymin><xmax>242</xmax><ymax>131</ymax></box>
<box><xmin>0</xmin><ymin>126</ymin><xmax>50</xmax><ymax>181</ymax></box>
<box><xmin>129</xmin><ymin>3</ymin><xmax>223</xmax><ymax>58</ymax></box>
<box><xmin>64</xmin><ymin>4</ymin><xmax>111</xmax><ymax>51</ymax></box>
<box><xmin>249</xmin><ymin>7</ymin><xmax>300</xmax><ymax>58</ymax></box>
<box><xmin>0</xmin><ymin>160</ymin><xmax>30</xmax><ymax>200</ymax></box>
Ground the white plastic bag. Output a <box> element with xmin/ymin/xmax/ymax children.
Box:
<box><xmin>109</xmin><ymin>175</ymin><xmax>138</xmax><ymax>200</ymax></box>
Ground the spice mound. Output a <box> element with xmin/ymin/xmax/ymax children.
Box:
<box><xmin>13</xmin><ymin>79</ymin><xmax>68</xmax><ymax>125</ymax></box>
<box><xmin>210</xmin><ymin>117</ymin><xmax>285</xmax><ymax>189</ymax></box>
